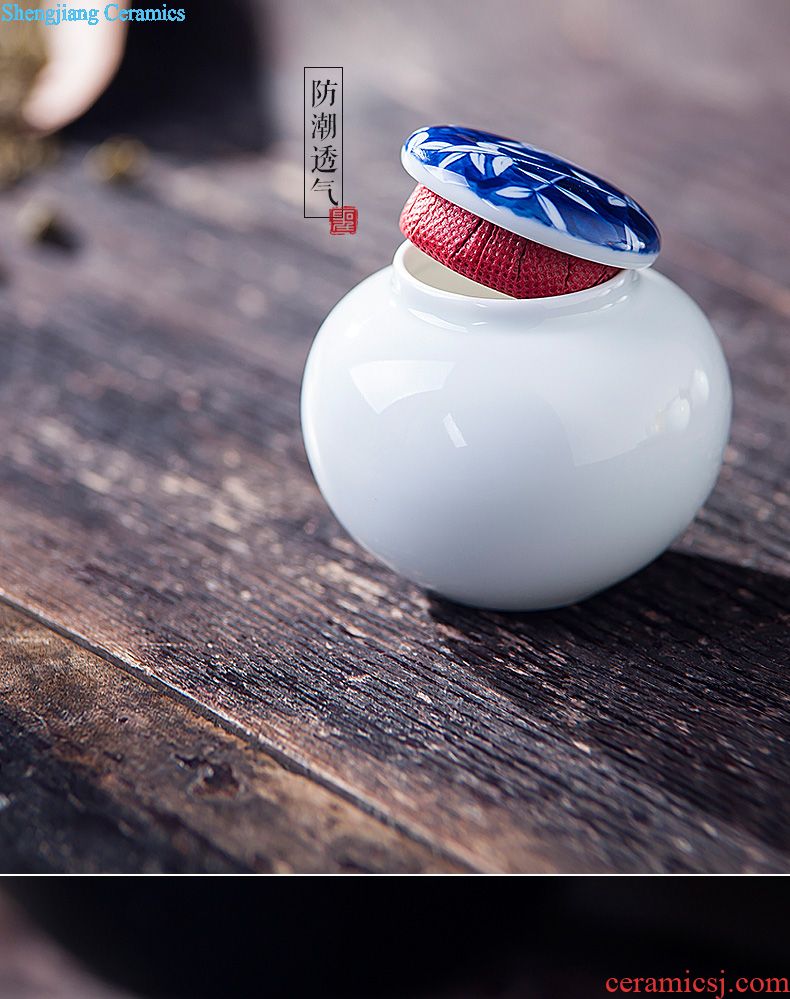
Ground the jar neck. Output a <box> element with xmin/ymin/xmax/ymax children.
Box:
<box><xmin>391</xmin><ymin>241</ymin><xmax>639</xmax><ymax>327</ymax></box>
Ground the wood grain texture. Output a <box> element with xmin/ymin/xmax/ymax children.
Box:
<box><xmin>0</xmin><ymin>0</ymin><xmax>788</xmax><ymax>872</ymax></box>
<box><xmin>0</xmin><ymin>604</ymin><xmax>458</xmax><ymax>872</ymax></box>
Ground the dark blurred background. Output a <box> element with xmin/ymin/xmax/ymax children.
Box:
<box><xmin>3</xmin><ymin>0</ymin><xmax>790</xmax><ymax>302</ymax></box>
<box><xmin>2</xmin><ymin>879</ymin><xmax>789</xmax><ymax>998</ymax></box>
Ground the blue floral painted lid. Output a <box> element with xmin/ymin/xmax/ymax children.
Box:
<box><xmin>401</xmin><ymin>125</ymin><xmax>660</xmax><ymax>269</ymax></box>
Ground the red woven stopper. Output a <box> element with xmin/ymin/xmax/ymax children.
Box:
<box><xmin>400</xmin><ymin>184</ymin><xmax>620</xmax><ymax>299</ymax></box>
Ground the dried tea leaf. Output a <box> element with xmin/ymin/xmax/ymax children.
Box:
<box><xmin>85</xmin><ymin>136</ymin><xmax>148</xmax><ymax>185</ymax></box>
<box><xmin>0</xmin><ymin>19</ymin><xmax>54</xmax><ymax>189</ymax></box>
<box><xmin>17</xmin><ymin>199</ymin><xmax>76</xmax><ymax>250</ymax></box>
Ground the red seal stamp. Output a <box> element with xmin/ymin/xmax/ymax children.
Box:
<box><xmin>329</xmin><ymin>205</ymin><xmax>358</xmax><ymax>235</ymax></box>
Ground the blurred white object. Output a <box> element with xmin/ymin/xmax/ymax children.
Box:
<box><xmin>23</xmin><ymin>5</ymin><xmax>128</xmax><ymax>133</ymax></box>
<box><xmin>301</xmin><ymin>242</ymin><xmax>731</xmax><ymax>610</ymax></box>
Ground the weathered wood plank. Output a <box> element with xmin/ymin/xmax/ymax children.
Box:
<box><xmin>0</xmin><ymin>0</ymin><xmax>787</xmax><ymax>871</ymax></box>
<box><xmin>0</xmin><ymin>604</ymin><xmax>459</xmax><ymax>872</ymax></box>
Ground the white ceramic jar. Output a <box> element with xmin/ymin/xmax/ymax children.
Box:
<box><xmin>301</xmin><ymin>241</ymin><xmax>731</xmax><ymax>610</ymax></box>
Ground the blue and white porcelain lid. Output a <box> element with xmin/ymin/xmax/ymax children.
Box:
<box><xmin>402</xmin><ymin>125</ymin><xmax>660</xmax><ymax>269</ymax></box>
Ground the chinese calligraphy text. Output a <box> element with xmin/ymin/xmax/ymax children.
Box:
<box><xmin>304</xmin><ymin>67</ymin><xmax>342</xmax><ymax>219</ymax></box>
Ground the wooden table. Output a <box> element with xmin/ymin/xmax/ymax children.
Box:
<box><xmin>0</xmin><ymin>0</ymin><xmax>787</xmax><ymax>873</ymax></box>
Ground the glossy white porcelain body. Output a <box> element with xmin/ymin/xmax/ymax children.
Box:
<box><xmin>301</xmin><ymin>243</ymin><xmax>731</xmax><ymax>610</ymax></box>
